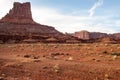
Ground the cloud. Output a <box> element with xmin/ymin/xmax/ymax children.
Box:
<box><xmin>115</xmin><ymin>20</ymin><xmax>120</xmax><ymax>26</ymax></box>
<box><xmin>32</xmin><ymin>7</ymin><xmax>118</xmax><ymax>33</ymax></box>
<box><xmin>89</xmin><ymin>0</ymin><xmax>104</xmax><ymax>17</ymax></box>
<box><xmin>0</xmin><ymin>0</ymin><xmax>14</xmax><ymax>18</ymax></box>
<box><xmin>0</xmin><ymin>0</ymin><xmax>119</xmax><ymax>34</ymax></box>
<box><xmin>0</xmin><ymin>0</ymin><xmax>29</xmax><ymax>18</ymax></box>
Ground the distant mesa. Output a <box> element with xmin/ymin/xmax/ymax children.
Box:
<box><xmin>71</xmin><ymin>30</ymin><xmax>120</xmax><ymax>43</ymax></box>
<box><xmin>72</xmin><ymin>30</ymin><xmax>90</xmax><ymax>40</ymax></box>
<box><xmin>71</xmin><ymin>30</ymin><xmax>107</xmax><ymax>40</ymax></box>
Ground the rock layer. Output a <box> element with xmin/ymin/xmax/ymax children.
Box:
<box><xmin>71</xmin><ymin>30</ymin><xmax>120</xmax><ymax>43</ymax></box>
<box><xmin>72</xmin><ymin>30</ymin><xmax>108</xmax><ymax>40</ymax></box>
<box><xmin>72</xmin><ymin>30</ymin><xmax>90</xmax><ymax>40</ymax></box>
<box><xmin>1</xmin><ymin>2</ymin><xmax>35</xmax><ymax>24</ymax></box>
<box><xmin>0</xmin><ymin>2</ymin><xmax>79</xmax><ymax>43</ymax></box>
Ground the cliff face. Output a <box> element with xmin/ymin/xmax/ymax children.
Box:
<box><xmin>89</xmin><ymin>32</ymin><xmax>108</xmax><ymax>39</ymax></box>
<box><xmin>72</xmin><ymin>30</ymin><xmax>108</xmax><ymax>40</ymax></box>
<box><xmin>1</xmin><ymin>2</ymin><xmax>35</xmax><ymax>24</ymax></box>
<box><xmin>110</xmin><ymin>33</ymin><xmax>120</xmax><ymax>40</ymax></box>
<box><xmin>0</xmin><ymin>2</ymin><xmax>78</xmax><ymax>43</ymax></box>
<box><xmin>72</xmin><ymin>30</ymin><xmax>90</xmax><ymax>40</ymax></box>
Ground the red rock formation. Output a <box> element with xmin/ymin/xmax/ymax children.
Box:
<box><xmin>0</xmin><ymin>2</ymin><xmax>35</xmax><ymax>24</ymax></box>
<box><xmin>72</xmin><ymin>30</ymin><xmax>108</xmax><ymax>40</ymax></box>
<box><xmin>110</xmin><ymin>33</ymin><xmax>120</xmax><ymax>40</ymax></box>
<box><xmin>0</xmin><ymin>2</ymin><xmax>80</xmax><ymax>43</ymax></box>
<box><xmin>89</xmin><ymin>32</ymin><xmax>108</xmax><ymax>39</ymax></box>
<box><xmin>72</xmin><ymin>30</ymin><xmax>90</xmax><ymax>40</ymax></box>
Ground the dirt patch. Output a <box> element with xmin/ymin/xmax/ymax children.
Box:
<box><xmin>0</xmin><ymin>43</ymin><xmax>120</xmax><ymax>80</ymax></box>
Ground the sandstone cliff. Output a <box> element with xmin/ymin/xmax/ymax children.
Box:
<box><xmin>72</xmin><ymin>30</ymin><xmax>107</xmax><ymax>40</ymax></box>
<box><xmin>0</xmin><ymin>2</ymin><xmax>35</xmax><ymax>24</ymax></box>
<box><xmin>71</xmin><ymin>30</ymin><xmax>120</xmax><ymax>43</ymax></box>
<box><xmin>72</xmin><ymin>30</ymin><xmax>90</xmax><ymax>40</ymax></box>
<box><xmin>0</xmin><ymin>2</ymin><xmax>79</xmax><ymax>43</ymax></box>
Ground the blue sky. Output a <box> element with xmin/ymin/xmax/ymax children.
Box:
<box><xmin>0</xmin><ymin>0</ymin><xmax>120</xmax><ymax>33</ymax></box>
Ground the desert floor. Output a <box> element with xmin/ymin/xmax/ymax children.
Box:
<box><xmin>0</xmin><ymin>43</ymin><xmax>120</xmax><ymax>80</ymax></box>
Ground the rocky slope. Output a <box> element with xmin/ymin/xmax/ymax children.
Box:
<box><xmin>0</xmin><ymin>2</ymin><xmax>119</xmax><ymax>43</ymax></box>
<box><xmin>0</xmin><ymin>2</ymin><xmax>79</xmax><ymax>43</ymax></box>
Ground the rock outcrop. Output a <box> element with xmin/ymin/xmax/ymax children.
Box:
<box><xmin>110</xmin><ymin>33</ymin><xmax>120</xmax><ymax>40</ymax></box>
<box><xmin>72</xmin><ymin>30</ymin><xmax>90</xmax><ymax>40</ymax></box>
<box><xmin>0</xmin><ymin>2</ymin><xmax>79</xmax><ymax>43</ymax></box>
<box><xmin>71</xmin><ymin>30</ymin><xmax>120</xmax><ymax>43</ymax></box>
<box><xmin>89</xmin><ymin>32</ymin><xmax>108</xmax><ymax>39</ymax></box>
<box><xmin>72</xmin><ymin>30</ymin><xmax>107</xmax><ymax>40</ymax></box>
<box><xmin>0</xmin><ymin>2</ymin><xmax>119</xmax><ymax>43</ymax></box>
<box><xmin>1</xmin><ymin>2</ymin><xmax>35</xmax><ymax>24</ymax></box>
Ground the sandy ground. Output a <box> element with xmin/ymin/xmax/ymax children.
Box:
<box><xmin>0</xmin><ymin>43</ymin><xmax>120</xmax><ymax>80</ymax></box>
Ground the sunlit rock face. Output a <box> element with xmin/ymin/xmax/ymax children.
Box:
<box><xmin>0</xmin><ymin>2</ymin><xmax>77</xmax><ymax>43</ymax></box>
<box><xmin>72</xmin><ymin>30</ymin><xmax>108</xmax><ymax>40</ymax></box>
<box><xmin>0</xmin><ymin>2</ymin><xmax>35</xmax><ymax>24</ymax></box>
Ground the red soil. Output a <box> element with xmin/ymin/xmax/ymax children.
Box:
<box><xmin>0</xmin><ymin>43</ymin><xmax>120</xmax><ymax>80</ymax></box>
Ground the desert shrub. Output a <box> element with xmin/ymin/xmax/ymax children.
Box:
<box><xmin>50</xmin><ymin>52</ymin><xmax>60</xmax><ymax>56</ymax></box>
<box><xmin>23</xmin><ymin>54</ymin><xmax>31</xmax><ymax>58</ymax></box>
<box><xmin>110</xmin><ymin>52</ymin><xmax>120</xmax><ymax>56</ymax></box>
<box><xmin>102</xmin><ymin>50</ymin><xmax>107</xmax><ymax>54</ymax></box>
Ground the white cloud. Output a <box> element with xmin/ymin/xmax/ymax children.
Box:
<box><xmin>115</xmin><ymin>20</ymin><xmax>120</xmax><ymax>26</ymax></box>
<box><xmin>0</xmin><ymin>0</ymin><xmax>119</xmax><ymax>34</ymax></box>
<box><xmin>0</xmin><ymin>0</ymin><xmax>29</xmax><ymax>18</ymax></box>
<box><xmin>89</xmin><ymin>0</ymin><xmax>104</xmax><ymax>17</ymax></box>
<box><xmin>32</xmin><ymin>7</ymin><xmax>118</xmax><ymax>33</ymax></box>
<box><xmin>0</xmin><ymin>0</ymin><xmax>14</xmax><ymax>18</ymax></box>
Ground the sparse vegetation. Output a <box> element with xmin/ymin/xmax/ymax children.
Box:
<box><xmin>103</xmin><ymin>50</ymin><xmax>108</xmax><ymax>54</ymax></box>
<box><xmin>23</xmin><ymin>54</ymin><xmax>31</xmax><ymax>58</ymax></box>
<box><xmin>0</xmin><ymin>43</ymin><xmax>120</xmax><ymax>80</ymax></box>
<box><xmin>53</xmin><ymin>64</ymin><xmax>61</xmax><ymax>73</ymax></box>
<box><xmin>110</xmin><ymin>52</ymin><xmax>120</xmax><ymax>56</ymax></box>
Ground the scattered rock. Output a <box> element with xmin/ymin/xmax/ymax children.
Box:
<box><xmin>66</xmin><ymin>57</ymin><xmax>73</xmax><ymax>61</ymax></box>
<box><xmin>96</xmin><ymin>60</ymin><xmax>101</xmax><ymax>62</ymax></box>
<box><xmin>112</xmin><ymin>55</ymin><xmax>117</xmax><ymax>60</ymax></box>
<box><xmin>92</xmin><ymin>58</ymin><xmax>96</xmax><ymax>60</ymax></box>
<box><xmin>53</xmin><ymin>64</ymin><xmax>60</xmax><ymax>73</ymax></box>
<box><xmin>111</xmin><ymin>52</ymin><xmax>120</xmax><ymax>56</ymax></box>
<box><xmin>50</xmin><ymin>53</ymin><xmax>60</xmax><ymax>56</ymax></box>
<box><xmin>34</xmin><ymin>60</ymin><xmax>41</xmax><ymax>62</ymax></box>
<box><xmin>42</xmin><ymin>66</ymin><xmax>48</xmax><ymax>69</ymax></box>
<box><xmin>104</xmin><ymin>74</ymin><xmax>111</xmax><ymax>80</ymax></box>
<box><xmin>66</xmin><ymin>53</ymin><xmax>69</xmax><ymax>56</ymax></box>
<box><xmin>23</xmin><ymin>54</ymin><xmax>31</xmax><ymax>58</ymax></box>
<box><xmin>33</xmin><ymin>56</ymin><xmax>39</xmax><ymax>59</ymax></box>
<box><xmin>0</xmin><ymin>77</ymin><xmax>4</xmax><ymax>80</ymax></box>
<box><xmin>42</xmin><ymin>55</ymin><xmax>46</xmax><ymax>57</ymax></box>
<box><xmin>103</xmin><ymin>50</ymin><xmax>107</xmax><ymax>54</ymax></box>
<box><xmin>1</xmin><ymin>74</ymin><xmax>5</xmax><ymax>77</ymax></box>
